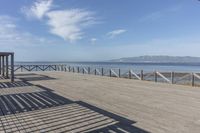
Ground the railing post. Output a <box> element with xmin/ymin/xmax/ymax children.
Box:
<box><xmin>6</xmin><ymin>55</ymin><xmax>9</xmax><ymax>78</ymax></box>
<box><xmin>88</xmin><ymin>67</ymin><xmax>90</xmax><ymax>74</ymax></box>
<box><xmin>119</xmin><ymin>69</ymin><xmax>121</xmax><ymax>78</ymax></box>
<box><xmin>191</xmin><ymin>73</ymin><xmax>195</xmax><ymax>87</ymax></box>
<box><xmin>11</xmin><ymin>54</ymin><xmax>14</xmax><ymax>82</ymax></box>
<box><xmin>101</xmin><ymin>68</ymin><xmax>104</xmax><ymax>76</ymax></box>
<box><xmin>77</xmin><ymin>67</ymin><xmax>79</xmax><ymax>73</ymax></box>
<box><xmin>95</xmin><ymin>69</ymin><xmax>97</xmax><ymax>75</ymax></box>
<box><xmin>109</xmin><ymin>69</ymin><xmax>112</xmax><ymax>77</ymax></box>
<box><xmin>73</xmin><ymin>67</ymin><xmax>75</xmax><ymax>73</ymax></box>
<box><xmin>56</xmin><ymin>65</ymin><xmax>58</xmax><ymax>71</ymax></box>
<box><xmin>154</xmin><ymin>71</ymin><xmax>157</xmax><ymax>82</ymax></box>
<box><xmin>140</xmin><ymin>70</ymin><xmax>143</xmax><ymax>80</ymax></box>
<box><xmin>61</xmin><ymin>65</ymin><xmax>63</xmax><ymax>71</ymax></box>
<box><xmin>129</xmin><ymin>70</ymin><xmax>131</xmax><ymax>79</ymax></box>
<box><xmin>28</xmin><ymin>66</ymin><xmax>31</xmax><ymax>71</ymax></box>
<box><xmin>2</xmin><ymin>56</ymin><xmax>4</xmax><ymax>76</ymax></box>
<box><xmin>64</xmin><ymin>66</ymin><xmax>66</xmax><ymax>72</ymax></box>
<box><xmin>171</xmin><ymin>72</ymin><xmax>174</xmax><ymax>84</ymax></box>
<box><xmin>0</xmin><ymin>56</ymin><xmax>1</xmax><ymax>75</ymax></box>
<box><xmin>83</xmin><ymin>68</ymin><xmax>85</xmax><ymax>74</ymax></box>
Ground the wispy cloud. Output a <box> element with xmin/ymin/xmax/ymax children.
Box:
<box><xmin>139</xmin><ymin>5</ymin><xmax>182</xmax><ymax>22</ymax></box>
<box><xmin>107</xmin><ymin>29</ymin><xmax>126</xmax><ymax>38</ymax></box>
<box><xmin>46</xmin><ymin>9</ymin><xmax>96</xmax><ymax>42</ymax></box>
<box><xmin>139</xmin><ymin>11</ymin><xmax>163</xmax><ymax>22</ymax></box>
<box><xmin>90</xmin><ymin>38</ymin><xmax>97</xmax><ymax>44</ymax></box>
<box><xmin>21</xmin><ymin>0</ymin><xmax>53</xmax><ymax>20</ymax></box>
<box><xmin>21</xmin><ymin>0</ymin><xmax>97</xmax><ymax>42</ymax></box>
<box><xmin>0</xmin><ymin>15</ymin><xmax>54</xmax><ymax>47</ymax></box>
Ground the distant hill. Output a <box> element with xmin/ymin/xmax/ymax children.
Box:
<box><xmin>109</xmin><ymin>56</ymin><xmax>200</xmax><ymax>63</ymax></box>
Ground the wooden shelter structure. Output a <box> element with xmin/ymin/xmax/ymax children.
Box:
<box><xmin>0</xmin><ymin>52</ymin><xmax>14</xmax><ymax>82</ymax></box>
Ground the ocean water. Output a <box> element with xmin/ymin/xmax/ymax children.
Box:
<box><xmin>15</xmin><ymin>62</ymin><xmax>200</xmax><ymax>73</ymax></box>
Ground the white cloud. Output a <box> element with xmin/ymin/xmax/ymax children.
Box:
<box><xmin>46</xmin><ymin>9</ymin><xmax>96</xmax><ymax>42</ymax></box>
<box><xmin>90</xmin><ymin>38</ymin><xmax>97</xmax><ymax>44</ymax></box>
<box><xmin>107</xmin><ymin>29</ymin><xmax>126</xmax><ymax>38</ymax></box>
<box><xmin>0</xmin><ymin>16</ymin><xmax>19</xmax><ymax>41</ymax></box>
<box><xmin>0</xmin><ymin>15</ymin><xmax>54</xmax><ymax>47</ymax></box>
<box><xmin>21</xmin><ymin>0</ymin><xmax>96</xmax><ymax>42</ymax></box>
<box><xmin>21</xmin><ymin>0</ymin><xmax>53</xmax><ymax>20</ymax></box>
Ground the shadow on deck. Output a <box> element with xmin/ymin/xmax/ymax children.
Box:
<box><xmin>0</xmin><ymin>73</ymin><xmax>149</xmax><ymax>133</ymax></box>
<box><xmin>15</xmin><ymin>73</ymin><xmax>57</xmax><ymax>82</ymax></box>
<box><xmin>0</xmin><ymin>81</ymin><xmax>32</xmax><ymax>89</ymax></box>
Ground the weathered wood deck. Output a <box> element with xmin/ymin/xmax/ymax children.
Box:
<box><xmin>1</xmin><ymin>71</ymin><xmax>200</xmax><ymax>133</ymax></box>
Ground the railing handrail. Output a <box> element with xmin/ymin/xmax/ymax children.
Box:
<box><xmin>9</xmin><ymin>64</ymin><xmax>200</xmax><ymax>87</ymax></box>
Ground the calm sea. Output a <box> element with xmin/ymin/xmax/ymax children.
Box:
<box><xmin>15</xmin><ymin>62</ymin><xmax>200</xmax><ymax>73</ymax></box>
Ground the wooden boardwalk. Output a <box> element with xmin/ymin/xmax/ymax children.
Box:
<box><xmin>0</xmin><ymin>72</ymin><xmax>200</xmax><ymax>133</ymax></box>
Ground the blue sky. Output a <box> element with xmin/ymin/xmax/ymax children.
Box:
<box><xmin>0</xmin><ymin>0</ymin><xmax>200</xmax><ymax>61</ymax></box>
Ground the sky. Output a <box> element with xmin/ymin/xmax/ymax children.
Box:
<box><xmin>0</xmin><ymin>0</ymin><xmax>200</xmax><ymax>61</ymax></box>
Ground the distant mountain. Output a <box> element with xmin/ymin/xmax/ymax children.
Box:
<box><xmin>109</xmin><ymin>56</ymin><xmax>200</xmax><ymax>63</ymax></box>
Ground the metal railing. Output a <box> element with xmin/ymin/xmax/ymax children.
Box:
<box><xmin>12</xmin><ymin>64</ymin><xmax>200</xmax><ymax>87</ymax></box>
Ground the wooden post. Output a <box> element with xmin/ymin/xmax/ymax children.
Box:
<box><xmin>83</xmin><ymin>68</ymin><xmax>85</xmax><ymax>74</ymax></box>
<box><xmin>73</xmin><ymin>67</ymin><xmax>75</xmax><ymax>73</ymax></box>
<box><xmin>63</xmin><ymin>65</ymin><xmax>66</xmax><ymax>71</ymax></box>
<box><xmin>2</xmin><ymin>56</ymin><xmax>4</xmax><ymax>76</ymax></box>
<box><xmin>95</xmin><ymin>69</ymin><xmax>97</xmax><ymax>75</ymax></box>
<box><xmin>101</xmin><ymin>68</ymin><xmax>104</xmax><ymax>76</ymax></box>
<box><xmin>55</xmin><ymin>65</ymin><xmax>58</xmax><ymax>71</ymax></box>
<box><xmin>41</xmin><ymin>65</ymin><xmax>44</xmax><ymax>71</ymax></box>
<box><xmin>0</xmin><ymin>56</ymin><xmax>1</xmax><ymax>75</ymax></box>
<box><xmin>6</xmin><ymin>55</ymin><xmax>9</xmax><ymax>78</ymax></box>
<box><xmin>154</xmin><ymin>71</ymin><xmax>157</xmax><ymax>82</ymax></box>
<box><xmin>77</xmin><ymin>67</ymin><xmax>79</xmax><ymax>73</ymax></box>
<box><xmin>191</xmin><ymin>73</ymin><xmax>195</xmax><ymax>87</ymax></box>
<box><xmin>119</xmin><ymin>69</ymin><xmax>121</xmax><ymax>78</ymax></box>
<box><xmin>88</xmin><ymin>67</ymin><xmax>90</xmax><ymax>74</ymax></box>
<box><xmin>128</xmin><ymin>70</ymin><xmax>132</xmax><ymax>79</ymax></box>
<box><xmin>11</xmin><ymin>53</ymin><xmax>14</xmax><ymax>82</ymax></box>
<box><xmin>28</xmin><ymin>66</ymin><xmax>30</xmax><ymax>71</ymax></box>
<box><xmin>140</xmin><ymin>70</ymin><xmax>144</xmax><ymax>80</ymax></box>
<box><xmin>109</xmin><ymin>69</ymin><xmax>112</xmax><ymax>77</ymax></box>
<box><xmin>60</xmin><ymin>65</ymin><xmax>62</xmax><ymax>71</ymax></box>
<box><xmin>171</xmin><ymin>72</ymin><xmax>174</xmax><ymax>84</ymax></box>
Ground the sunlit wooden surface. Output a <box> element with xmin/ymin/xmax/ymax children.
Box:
<box><xmin>1</xmin><ymin>71</ymin><xmax>200</xmax><ymax>133</ymax></box>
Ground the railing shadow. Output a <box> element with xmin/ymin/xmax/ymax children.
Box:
<box><xmin>76</xmin><ymin>101</ymin><xmax>149</xmax><ymax>133</ymax></box>
<box><xmin>0</xmin><ymin>89</ymin><xmax>73</xmax><ymax>116</ymax></box>
<box><xmin>0</xmin><ymin>88</ymin><xmax>149</xmax><ymax>133</ymax></box>
<box><xmin>15</xmin><ymin>73</ymin><xmax>57</xmax><ymax>81</ymax></box>
<box><xmin>0</xmin><ymin>73</ymin><xmax>149</xmax><ymax>132</ymax></box>
<box><xmin>0</xmin><ymin>76</ymin><xmax>5</xmax><ymax>80</ymax></box>
<box><xmin>14</xmin><ymin>73</ymin><xmax>38</xmax><ymax>76</ymax></box>
<box><xmin>0</xmin><ymin>73</ymin><xmax>56</xmax><ymax>89</ymax></box>
<box><xmin>0</xmin><ymin>81</ymin><xmax>33</xmax><ymax>89</ymax></box>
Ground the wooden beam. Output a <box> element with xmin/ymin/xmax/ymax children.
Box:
<box><xmin>11</xmin><ymin>53</ymin><xmax>14</xmax><ymax>82</ymax></box>
<box><xmin>0</xmin><ymin>56</ymin><xmax>1</xmax><ymax>75</ymax></box>
<box><xmin>2</xmin><ymin>56</ymin><xmax>4</xmax><ymax>76</ymax></box>
<box><xmin>6</xmin><ymin>55</ymin><xmax>9</xmax><ymax>78</ymax></box>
